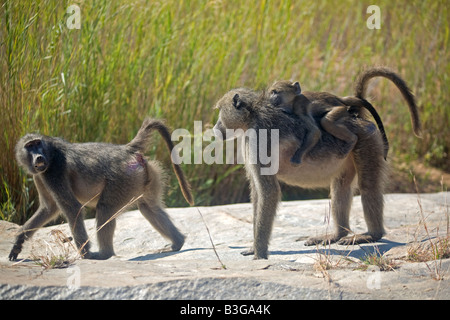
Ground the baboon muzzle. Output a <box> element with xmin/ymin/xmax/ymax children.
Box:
<box><xmin>33</xmin><ymin>154</ymin><xmax>48</xmax><ymax>172</ymax></box>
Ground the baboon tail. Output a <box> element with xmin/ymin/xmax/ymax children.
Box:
<box><xmin>128</xmin><ymin>119</ymin><xmax>194</xmax><ymax>206</ymax></box>
<box><xmin>356</xmin><ymin>98</ymin><xmax>389</xmax><ymax>160</ymax></box>
<box><xmin>354</xmin><ymin>67</ymin><xmax>422</xmax><ymax>137</ymax></box>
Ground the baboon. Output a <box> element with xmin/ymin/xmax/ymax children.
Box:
<box><xmin>268</xmin><ymin>80</ymin><xmax>390</xmax><ymax>161</ymax></box>
<box><xmin>213</xmin><ymin>67</ymin><xmax>421</xmax><ymax>259</ymax></box>
<box><xmin>9</xmin><ymin>118</ymin><xmax>194</xmax><ymax>261</ymax></box>
<box><xmin>268</xmin><ymin>81</ymin><xmax>321</xmax><ymax>164</ymax></box>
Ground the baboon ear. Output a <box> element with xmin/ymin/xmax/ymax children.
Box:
<box><xmin>232</xmin><ymin>94</ymin><xmax>240</xmax><ymax>107</ymax></box>
<box><xmin>232</xmin><ymin>93</ymin><xmax>246</xmax><ymax>110</ymax></box>
<box><xmin>293</xmin><ymin>82</ymin><xmax>301</xmax><ymax>95</ymax></box>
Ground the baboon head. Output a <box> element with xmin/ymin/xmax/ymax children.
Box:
<box><xmin>213</xmin><ymin>88</ymin><xmax>259</xmax><ymax>138</ymax></box>
<box><xmin>16</xmin><ymin>134</ymin><xmax>51</xmax><ymax>175</ymax></box>
<box><xmin>268</xmin><ymin>80</ymin><xmax>301</xmax><ymax>107</ymax></box>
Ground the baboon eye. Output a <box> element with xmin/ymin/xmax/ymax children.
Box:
<box><xmin>25</xmin><ymin>139</ymin><xmax>41</xmax><ymax>148</ymax></box>
<box><xmin>270</xmin><ymin>90</ymin><xmax>277</xmax><ymax>95</ymax></box>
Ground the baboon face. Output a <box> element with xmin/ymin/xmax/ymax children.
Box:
<box><xmin>16</xmin><ymin>134</ymin><xmax>50</xmax><ymax>174</ymax></box>
<box><xmin>268</xmin><ymin>81</ymin><xmax>301</xmax><ymax>107</ymax></box>
<box><xmin>213</xmin><ymin>88</ymin><xmax>258</xmax><ymax>138</ymax></box>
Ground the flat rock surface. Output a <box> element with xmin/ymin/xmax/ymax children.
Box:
<box><xmin>0</xmin><ymin>192</ymin><xmax>449</xmax><ymax>300</ymax></box>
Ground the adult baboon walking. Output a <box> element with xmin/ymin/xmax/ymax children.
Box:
<box><xmin>213</xmin><ymin>67</ymin><xmax>421</xmax><ymax>259</ymax></box>
<box><xmin>9</xmin><ymin>119</ymin><xmax>194</xmax><ymax>261</ymax></box>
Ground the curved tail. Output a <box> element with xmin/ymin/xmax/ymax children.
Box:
<box><xmin>342</xmin><ymin>96</ymin><xmax>389</xmax><ymax>159</ymax></box>
<box><xmin>354</xmin><ymin>67</ymin><xmax>422</xmax><ymax>137</ymax></box>
<box><xmin>128</xmin><ymin>119</ymin><xmax>194</xmax><ymax>206</ymax></box>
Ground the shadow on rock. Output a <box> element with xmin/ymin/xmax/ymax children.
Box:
<box><xmin>128</xmin><ymin>247</ymin><xmax>210</xmax><ymax>261</ymax></box>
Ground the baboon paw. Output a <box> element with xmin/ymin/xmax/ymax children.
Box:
<box><xmin>304</xmin><ymin>235</ymin><xmax>341</xmax><ymax>246</ymax></box>
<box><xmin>170</xmin><ymin>239</ymin><xmax>185</xmax><ymax>252</ymax></box>
<box><xmin>253</xmin><ymin>254</ymin><xmax>268</xmax><ymax>260</ymax></box>
<box><xmin>337</xmin><ymin>234</ymin><xmax>381</xmax><ymax>245</ymax></box>
<box><xmin>240</xmin><ymin>248</ymin><xmax>254</xmax><ymax>256</ymax></box>
<box><xmin>84</xmin><ymin>251</ymin><xmax>114</xmax><ymax>260</ymax></box>
<box><xmin>170</xmin><ymin>244</ymin><xmax>183</xmax><ymax>252</ymax></box>
<box><xmin>8</xmin><ymin>251</ymin><xmax>18</xmax><ymax>261</ymax></box>
<box><xmin>8</xmin><ymin>246</ymin><xmax>22</xmax><ymax>261</ymax></box>
<box><xmin>241</xmin><ymin>248</ymin><xmax>268</xmax><ymax>259</ymax></box>
<box><xmin>154</xmin><ymin>243</ymin><xmax>180</xmax><ymax>254</ymax></box>
<box><xmin>289</xmin><ymin>159</ymin><xmax>302</xmax><ymax>166</ymax></box>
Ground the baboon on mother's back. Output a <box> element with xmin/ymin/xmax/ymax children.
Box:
<box><xmin>268</xmin><ymin>80</ymin><xmax>390</xmax><ymax>162</ymax></box>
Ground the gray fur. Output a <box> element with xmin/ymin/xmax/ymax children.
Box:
<box><xmin>9</xmin><ymin>119</ymin><xmax>193</xmax><ymax>261</ymax></box>
<box><xmin>268</xmin><ymin>80</ymin><xmax>389</xmax><ymax>160</ymax></box>
<box><xmin>213</xmin><ymin>67</ymin><xmax>420</xmax><ymax>259</ymax></box>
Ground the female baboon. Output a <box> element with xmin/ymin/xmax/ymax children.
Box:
<box><xmin>213</xmin><ymin>67</ymin><xmax>421</xmax><ymax>259</ymax></box>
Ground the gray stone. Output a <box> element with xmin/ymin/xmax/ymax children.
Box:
<box><xmin>1</xmin><ymin>192</ymin><xmax>449</xmax><ymax>300</ymax></box>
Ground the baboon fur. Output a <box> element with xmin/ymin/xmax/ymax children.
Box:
<box><xmin>268</xmin><ymin>80</ymin><xmax>390</xmax><ymax>160</ymax></box>
<box><xmin>10</xmin><ymin>119</ymin><xmax>193</xmax><ymax>261</ymax></box>
<box><xmin>213</xmin><ymin>67</ymin><xmax>421</xmax><ymax>259</ymax></box>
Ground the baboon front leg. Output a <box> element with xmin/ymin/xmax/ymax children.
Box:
<box><xmin>249</xmin><ymin>171</ymin><xmax>280</xmax><ymax>259</ymax></box>
<box><xmin>8</xmin><ymin>205</ymin><xmax>59</xmax><ymax>261</ymax></box>
<box><xmin>9</xmin><ymin>177</ymin><xmax>59</xmax><ymax>261</ymax></box>
<box><xmin>138</xmin><ymin>200</ymin><xmax>185</xmax><ymax>253</ymax></box>
<box><xmin>51</xmin><ymin>187</ymin><xmax>90</xmax><ymax>258</ymax></box>
<box><xmin>305</xmin><ymin>160</ymin><xmax>356</xmax><ymax>246</ymax></box>
<box><xmin>241</xmin><ymin>175</ymin><xmax>258</xmax><ymax>256</ymax></box>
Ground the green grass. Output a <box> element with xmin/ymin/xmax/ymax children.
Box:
<box><xmin>1</xmin><ymin>0</ymin><xmax>449</xmax><ymax>223</ymax></box>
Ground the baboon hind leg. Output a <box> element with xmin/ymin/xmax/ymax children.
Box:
<box><xmin>291</xmin><ymin>125</ymin><xmax>321</xmax><ymax>164</ymax></box>
<box><xmin>305</xmin><ymin>158</ymin><xmax>356</xmax><ymax>246</ymax></box>
<box><xmin>91</xmin><ymin>184</ymin><xmax>138</xmax><ymax>260</ymax></box>
<box><xmin>138</xmin><ymin>199</ymin><xmax>185</xmax><ymax>253</ymax></box>
<box><xmin>338</xmin><ymin>132</ymin><xmax>386</xmax><ymax>245</ymax></box>
<box><xmin>93</xmin><ymin>203</ymin><xmax>118</xmax><ymax>260</ymax></box>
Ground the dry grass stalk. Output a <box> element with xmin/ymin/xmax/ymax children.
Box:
<box><xmin>197</xmin><ymin>208</ymin><xmax>226</xmax><ymax>270</ymax></box>
<box><xmin>409</xmin><ymin>176</ymin><xmax>450</xmax><ymax>280</ymax></box>
<box><xmin>30</xmin><ymin>229</ymin><xmax>78</xmax><ymax>269</ymax></box>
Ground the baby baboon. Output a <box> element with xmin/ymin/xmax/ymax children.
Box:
<box><xmin>9</xmin><ymin>119</ymin><xmax>194</xmax><ymax>261</ymax></box>
<box><xmin>268</xmin><ymin>80</ymin><xmax>389</xmax><ymax>161</ymax></box>
<box><xmin>213</xmin><ymin>67</ymin><xmax>421</xmax><ymax>259</ymax></box>
<box><xmin>268</xmin><ymin>81</ymin><xmax>321</xmax><ymax>164</ymax></box>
